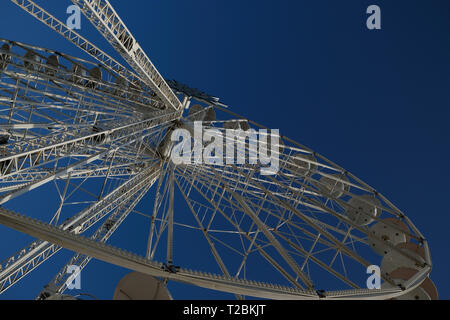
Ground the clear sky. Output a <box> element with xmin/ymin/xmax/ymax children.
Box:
<box><xmin>0</xmin><ymin>0</ymin><xmax>449</xmax><ymax>299</ymax></box>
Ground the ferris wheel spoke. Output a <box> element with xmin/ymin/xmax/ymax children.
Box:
<box><xmin>165</xmin><ymin>168</ymin><xmax>175</xmax><ymax>266</ymax></box>
<box><xmin>0</xmin><ymin>163</ymin><xmax>160</xmax><ymax>294</ymax></box>
<box><xmin>274</xmin><ymin>168</ymin><xmax>411</xmax><ymax>230</ymax></box>
<box><xmin>173</xmin><ymin>174</ymin><xmax>244</xmax><ymax>300</ymax></box>
<box><xmin>182</xmin><ymin>164</ymin><xmax>324</xmax><ymax>218</ymax></box>
<box><xmin>258</xmin><ymin>170</ymin><xmax>422</xmax><ymax>264</ymax></box>
<box><xmin>183</xmin><ymin>164</ymin><xmax>375</xmax><ymax>263</ymax></box>
<box><xmin>49</xmin><ymin>172</ymin><xmax>72</xmax><ymax>226</ymax></box>
<box><xmin>174</xmin><ymin>167</ymin><xmax>309</xmax><ymax>291</ymax></box>
<box><xmin>180</xmin><ymin>166</ymin><xmax>315</xmax><ymax>245</ymax></box>
<box><xmin>180</xmin><ymin>166</ymin><xmax>327</xmax><ymax>247</ymax></box>
<box><xmin>220</xmin><ymin>164</ymin><xmax>380</xmax><ymax>280</ymax></box>
<box><xmin>146</xmin><ymin>161</ymin><xmax>171</xmax><ymax>260</ymax></box>
<box><xmin>234</xmin><ymin>228</ymin><xmax>260</xmax><ymax>279</ymax></box>
<box><xmin>189</xmin><ymin>167</ymin><xmax>369</xmax><ymax>290</ymax></box>
<box><xmin>36</xmin><ymin>177</ymin><xmax>154</xmax><ymax>299</ymax></box>
<box><xmin>273</xmin><ymin>230</ymin><xmax>359</xmax><ymax>289</ymax></box>
<box><xmin>229</xmin><ymin>190</ymin><xmax>314</xmax><ymax>289</ymax></box>
<box><xmin>298</xmin><ymin>192</ymin><xmax>422</xmax><ymax>260</ymax></box>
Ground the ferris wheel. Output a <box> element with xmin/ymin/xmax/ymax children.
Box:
<box><xmin>0</xmin><ymin>0</ymin><xmax>437</xmax><ymax>300</ymax></box>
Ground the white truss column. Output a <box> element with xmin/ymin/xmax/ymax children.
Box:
<box><xmin>71</xmin><ymin>0</ymin><xmax>183</xmax><ymax>111</ymax></box>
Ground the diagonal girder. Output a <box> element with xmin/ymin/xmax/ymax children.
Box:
<box><xmin>37</xmin><ymin>175</ymin><xmax>154</xmax><ymax>298</ymax></box>
<box><xmin>0</xmin><ymin>163</ymin><xmax>161</xmax><ymax>294</ymax></box>
<box><xmin>0</xmin><ymin>109</ymin><xmax>178</xmax><ymax>179</ymax></box>
<box><xmin>71</xmin><ymin>0</ymin><xmax>183</xmax><ymax>111</ymax></box>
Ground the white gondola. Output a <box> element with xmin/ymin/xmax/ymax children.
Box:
<box><xmin>223</xmin><ymin>120</ymin><xmax>251</xmax><ymax>131</ymax></box>
<box><xmin>239</xmin><ymin>120</ymin><xmax>250</xmax><ymax>131</ymax></box>
<box><xmin>113</xmin><ymin>76</ymin><xmax>128</xmax><ymax>97</ymax></box>
<box><xmin>0</xmin><ymin>43</ymin><xmax>11</xmax><ymax>72</ymax></box>
<box><xmin>382</xmin><ymin>268</ymin><xmax>438</xmax><ymax>300</ymax></box>
<box><xmin>285</xmin><ymin>153</ymin><xmax>317</xmax><ymax>177</ymax></box>
<box><xmin>45</xmin><ymin>54</ymin><xmax>59</xmax><ymax>76</ymax></box>
<box><xmin>129</xmin><ymin>80</ymin><xmax>142</xmax><ymax>101</ymax></box>
<box><xmin>223</xmin><ymin>120</ymin><xmax>240</xmax><ymax>130</ymax></box>
<box><xmin>369</xmin><ymin>218</ymin><xmax>410</xmax><ymax>255</ymax></box>
<box><xmin>71</xmin><ymin>63</ymin><xmax>88</xmax><ymax>84</ymax></box>
<box><xmin>85</xmin><ymin>66</ymin><xmax>102</xmax><ymax>89</ymax></box>
<box><xmin>157</xmin><ymin>127</ymin><xmax>177</xmax><ymax>159</ymax></box>
<box><xmin>316</xmin><ymin>173</ymin><xmax>350</xmax><ymax>199</ymax></box>
<box><xmin>113</xmin><ymin>272</ymin><xmax>172</xmax><ymax>300</ymax></box>
<box><xmin>92</xmin><ymin>125</ymin><xmax>109</xmax><ymax>144</ymax></box>
<box><xmin>344</xmin><ymin>194</ymin><xmax>380</xmax><ymax>226</ymax></box>
<box><xmin>188</xmin><ymin>104</ymin><xmax>206</xmax><ymax>121</ymax></box>
<box><xmin>380</xmin><ymin>242</ymin><xmax>425</xmax><ymax>276</ymax></box>
<box><xmin>23</xmin><ymin>50</ymin><xmax>41</xmax><ymax>71</ymax></box>
<box><xmin>203</xmin><ymin>107</ymin><xmax>216</xmax><ymax>122</ymax></box>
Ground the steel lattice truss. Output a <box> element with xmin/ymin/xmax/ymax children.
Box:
<box><xmin>0</xmin><ymin>0</ymin><xmax>435</xmax><ymax>300</ymax></box>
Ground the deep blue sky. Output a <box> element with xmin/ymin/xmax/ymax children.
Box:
<box><xmin>0</xmin><ymin>0</ymin><xmax>449</xmax><ymax>299</ymax></box>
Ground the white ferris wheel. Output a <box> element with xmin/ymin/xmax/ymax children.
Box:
<box><xmin>0</xmin><ymin>0</ymin><xmax>437</xmax><ymax>300</ymax></box>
